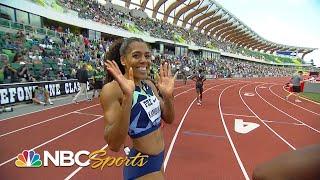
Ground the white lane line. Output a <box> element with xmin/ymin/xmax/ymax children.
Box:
<box><xmin>183</xmin><ymin>131</ymin><xmax>226</xmax><ymax>138</ymax></box>
<box><xmin>164</xmin><ymin>83</ymin><xmax>230</xmax><ymax>171</ymax></box>
<box><xmin>262</xmin><ymin>120</ymin><xmax>304</xmax><ymax>126</ymax></box>
<box><xmin>233</xmin><ymin>80</ymin><xmax>282</xmax><ymax>85</ymax></box>
<box><xmin>163</xmin><ymin>98</ymin><xmax>196</xmax><ymax>171</ymax></box>
<box><xmin>239</xmin><ymin>83</ymin><xmax>296</xmax><ymax>150</ymax></box>
<box><xmin>0</xmin><ymin>104</ymin><xmax>100</xmax><ymax>138</ymax></box>
<box><xmin>64</xmin><ymin>144</ymin><xmax>109</xmax><ymax>180</ymax></box>
<box><xmin>73</xmin><ymin>111</ymin><xmax>103</xmax><ymax>117</ymax></box>
<box><xmin>223</xmin><ymin>113</ymin><xmax>256</xmax><ymax>118</ymax></box>
<box><xmin>0</xmin><ymin>117</ymin><xmax>102</xmax><ymax>167</ymax></box>
<box><xmin>219</xmin><ymin>83</ymin><xmax>250</xmax><ymax>180</ymax></box>
<box><xmin>256</xmin><ymin>84</ymin><xmax>320</xmax><ymax>134</ymax></box>
<box><xmin>0</xmin><ymin>98</ymin><xmax>96</xmax><ymax>122</ymax></box>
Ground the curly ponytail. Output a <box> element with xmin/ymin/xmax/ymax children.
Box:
<box><xmin>105</xmin><ymin>38</ymin><xmax>125</xmax><ymax>83</ymax></box>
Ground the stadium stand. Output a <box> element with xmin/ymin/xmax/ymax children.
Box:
<box><xmin>0</xmin><ymin>0</ymin><xmax>317</xmax><ymax>84</ymax></box>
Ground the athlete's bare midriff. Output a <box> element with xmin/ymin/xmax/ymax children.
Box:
<box><xmin>132</xmin><ymin>128</ymin><xmax>164</xmax><ymax>155</ymax></box>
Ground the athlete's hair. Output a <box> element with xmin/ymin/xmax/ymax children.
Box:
<box><xmin>105</xmin><ymin>37</ymin><xmax>145</xmax><ymax>83</ymax></box>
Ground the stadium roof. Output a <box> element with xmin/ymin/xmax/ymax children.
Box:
<box><xmin>113</xmin><ymin>0</ymin><xmax>316</xmax><ymax>56</ymax></box>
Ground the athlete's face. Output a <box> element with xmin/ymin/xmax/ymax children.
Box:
<box><xmin>122</xmin><ymin>42</ymin><xmax>151</xmax><ymax>80</ymax></box>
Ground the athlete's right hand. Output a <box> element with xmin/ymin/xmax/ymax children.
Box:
<box><xmin>105</xmin><ymin>60</ymin><xmax>135</xmax><ymax>96</ymax></box>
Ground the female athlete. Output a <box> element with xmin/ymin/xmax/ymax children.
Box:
<box><xmin>100</xmin><ymin>37</ymin><xmax>177</xmax><ymax>180</ymax></box>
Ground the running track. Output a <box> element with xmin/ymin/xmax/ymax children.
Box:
<box><xmin>0</xmin><ymin>78</ymin><xmax>319</xmax><ymax>180</ymax></box>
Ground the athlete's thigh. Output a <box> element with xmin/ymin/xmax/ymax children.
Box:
<box><xmin>196</xmin><ymin>87</ymin><xmax>201</xmax><ymax>94</ymax></box>
<box><xmin>199</xmin><ymin>87</ymin><xmax>203</xmax><ymax>94</ymax></box>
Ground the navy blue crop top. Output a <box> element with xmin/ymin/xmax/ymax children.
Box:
<box><xmin>128</xmin><ymin>81</ymin><xmax>161</xmax><ymax>138</ymax></box>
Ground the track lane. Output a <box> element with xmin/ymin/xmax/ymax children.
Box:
<box><xmin>256</xmin><ymin>83</ymin><xmax>320</xmax><ymax>131</ymax></box>
<box><xmin>219</xmin><ymin>82</ymin><xmax>293</xmax><ymax>179</ymax></box>
<box><xmin>240</xmin><ymin>83</ymin><xmax>320</xmax><ymax>149</ymax></box>
<box><xmin>164</xmin><ymin>82</ymin><xmax>247</xmax><ymax>179</ymax></box>
<box><xmin>268</xmin><ymin>85</ymin><xmax>320</xmax><ymax>116</ymax></box>
<box><xmin>1</xmin><ymin>78</ymin><xmax>318</xmax><ymax>179</ymax></box>
<box><xmin>271</xmin><ymin>84</ymin><xmax>320</xmax><ymax>113</ymax></box>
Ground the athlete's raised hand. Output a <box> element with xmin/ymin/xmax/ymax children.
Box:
<box><xmin>105</xmin><ymin>60</ymin><xmax>135</xmax><ymax>96</ymax></box>
<box><xmin>158</xmin><ymin>62</ymin><xmax>177</xmax><ymax>99</ymax></box>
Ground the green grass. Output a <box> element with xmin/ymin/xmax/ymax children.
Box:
<box><xmin>300</xmin><ymin>92</ymin><xmax>320</xmax><ymax>103</ymax></box>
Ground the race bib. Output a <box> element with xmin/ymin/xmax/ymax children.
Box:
<box><xmin>140</xmin><ymin>96</ymin><xmax>161</xmax><ymax>124</ymax></box>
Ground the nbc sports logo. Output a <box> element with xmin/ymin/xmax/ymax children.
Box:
<box><xmin>15</xmin><ymin>150</ymin><xmax>42</xmax><ymax>168</ymax></box>
<box><xmin>13</xmin><ymin>149</ymin><xmax>148</xmax><ymax>169</ymax></box>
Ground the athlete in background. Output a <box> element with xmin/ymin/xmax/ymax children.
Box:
<box><xmin>192</xmin><ymin>69</ymin><xmax>206</xmax><ymax>105</ymax></box>
<box><xmin>285</xmin><ymin>70</ymin><xmax>304</xmax><ymax>103</ymax></box>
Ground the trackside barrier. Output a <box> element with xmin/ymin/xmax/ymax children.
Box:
<box><xmin>0</xmin><ymin>79</ymin><xmax>91</xmax><ymax>105</ymax></box>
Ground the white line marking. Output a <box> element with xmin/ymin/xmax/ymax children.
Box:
<box><xmin>173</xmin><ymin>82</ymin><xmax>215</xmax><ymax>97</ymax></box>
<box><xmin>262</xmin><ymin>120</ymin><xmax>303</xmax><ymax>126</ymax></box>
<box><xmin>244</xmin><ymin>93</ymin><xmax>255</xmax><ymax>97</ymax></box>
<box><xmin>256</xmin><ymin>84</ymin><xmax>320</xmax><ymax>134</ymax></box>
<box><xmin>223</xmin><ymin>113</ymin><xmax>256</xmax><ymax>118</ymax></box>
<box><xmin>64</xmin><ymin>144</ymin><xmax>109</xmax><ymax>180</ymax></box>
<box><xmin>0</xmin><ymin>117</ymin><xmax>102</xmax><ymax>167</ymax></box>
<box><xmin>234</xmin><ymin>119</ymin><xmax>260</xmax><ymax>134</ymax></box>
<box><xmin>0</xmin><ymin>99</ymin><xmax>96</xmax><ymax>122</ymax></box>
<box><xmin>210</xmin><ymin>88</ymin><xmax>230</xmax><ymax>90</ymax></box>
<box><xmin>219</xmin><ymin>83</ymin><xmax>250</xmax><ymax>180</ymax></box>
<box><xmin>233</xmin><ymin>80</ymin><xmax>282</xmax><ymax>85</ymax></box>
<box><xmin>0</xmin><ymin>104</ymin><xmax>100</xmax><ymax>138</ymax></box>
<box><xmin>164</xmin><ymin>83</ymin><xmax>230</xmax><ymax>171</ymax></box>
<box><xmin>239</xmin><ymin>83</ymin><xmax>296</xmax><ymax>150</ymax></box>
<box><xmin>73</xmin><ymin>111</ymin><xmax>103</xmax><ymax>117</ymax></box>
<box><xmin>8</xmin><ymin>95</ymin><xmax>76</xmax><ymax>109</ymax></box>
<box><xmin>183</xmin><ymin>131</ymin><xmax>226</xmax><ymax>138</ymax></box>
<box><xmin>268</xmin><ymin>85</ymin><xmax>320</xmax><ymax>116</ymax></box>
<box><xmin>164</xmin><ymin>98</ymin><xmax>196</xmax><ymax>171</ymax></box>
<box><xmin>174</xmin><ymin>89</ymin><xmax>193</xmax><ymax>96</ymax></box>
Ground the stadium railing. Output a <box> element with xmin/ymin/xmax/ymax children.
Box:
<box><xmin>0</xmin><ymin>18</ymin><xmax>64</xmax><ymax>38</ymax></box>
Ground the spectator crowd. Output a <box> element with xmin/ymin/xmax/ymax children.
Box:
<box><xmin>0</xmin><ymin>0</ymin><xmax>312</xmax><ymax>85</ymax></box>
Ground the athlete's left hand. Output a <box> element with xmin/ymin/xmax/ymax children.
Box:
<box><xmin>157</xmin><ymin>62</ymin><xmax>178</xmax><ymax>99</ymax></box>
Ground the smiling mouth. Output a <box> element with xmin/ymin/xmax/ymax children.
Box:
<box><xmin>136</xmin><ymin>67</ymin><xmax>147</xmax><ymax>73</ymax></box>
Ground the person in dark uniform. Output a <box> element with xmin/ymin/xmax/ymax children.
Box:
<box><xmin>149</xmin><ymin>67</ymin><xmax>155</xmax><ymax>80</ymax></box>
<box><xmin>192</xmin><ymin>68</ymin><xmax>206</xmax><ymax>105</ymax></box>
<box><xmin>181</xmin><ymin>66</ymin><xmax>188</xmax><ymax>85</ymax></box>
<box><xmin>72</xmin><ymin>64</ymin><xmax>90</xmax><ymax>103</ymax></box>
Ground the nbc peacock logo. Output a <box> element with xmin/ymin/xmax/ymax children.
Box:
<box><xmin>15</xmin><ymin>150</ymin><xmax>42</xmax><ymax>168</ymax></box>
